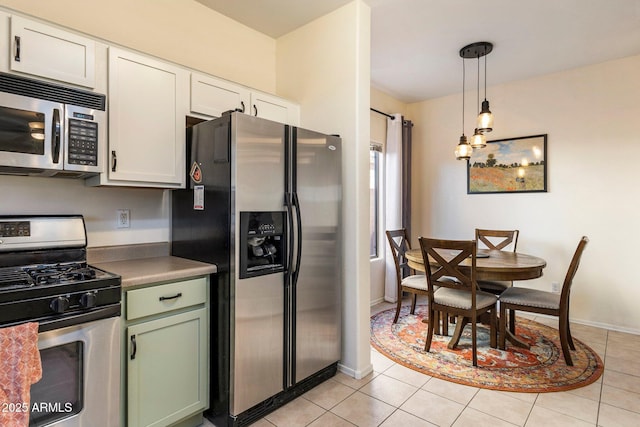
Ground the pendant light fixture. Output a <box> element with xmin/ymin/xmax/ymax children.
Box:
<box><xmin>477</xmin><ymin>42</ymin><xmax>494</xmax><ymax>133</ymax></box>
<box><xmin>454</xmin><ymin>54</ymin><xmax>472</xmax><ymax>160</ymax></box>
<box><xmin>469</xmin><ymin>47</ymin><xmax>487</xmax><ymax>148</ymax></box>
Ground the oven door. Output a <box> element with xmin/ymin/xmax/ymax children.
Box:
<box><xmin>29</xmin><ymin>316</ymin><xmax>120</xmax><ymax>427</ymax></box>
<box><xmin>0</xmin><ymin>91</ymin><xmax>64</xmax><ymax>173</ymax></box>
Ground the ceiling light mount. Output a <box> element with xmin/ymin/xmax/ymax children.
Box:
<box><xmin>459</xmin><ymin>41</ymin><xmax>493</xmax><ymax>59</ymax></box>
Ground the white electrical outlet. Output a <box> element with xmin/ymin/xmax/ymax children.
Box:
<box><xmin>117</xmin><ymin>209</ymin><xmax>130</xmax><ymax>228</ymax></box>
<box><xmin>551</xmin><ymin>282</ymin><xmax>560</xmax><ymax>293</ymax></box>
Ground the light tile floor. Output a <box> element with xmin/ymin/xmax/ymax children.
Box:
<box><xmin>202</xmin><ymin>300</ymin><xmax>640</xmax><ymax>426</ymax></box>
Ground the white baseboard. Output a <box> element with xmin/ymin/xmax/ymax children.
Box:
<box><xmin>370</xmin><ymin>297</ymin><xmax>385</xmax><ymax>306</ymax></box>
<box><xmin>526</xmin><ymin>312</ymin><xmax>640</xmax><ymax>336</ymax></box>
<box><xmin>337</xmin><ymin>362</ymin><xmax>373</xmax><ymax>380</ymax></box>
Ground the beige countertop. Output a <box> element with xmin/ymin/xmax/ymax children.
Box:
<box><xmin>94</xmin><ymin>256</ymin><xmax>216</xmax><ymax>289</ymax></box>
<box><xmin>88</xmin><ymin>243</ymin><xmax>217</xmax><ymax>289</ymax></box>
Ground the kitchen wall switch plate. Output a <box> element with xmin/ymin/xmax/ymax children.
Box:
<box><xmin>117</xmin><ymin>209</ymin><xmax>130</xmax><ymax>228</ymax></box>
<box><xmin>551</xmin><ymin>282</ymin><xmax>560</xmax><ymax>293</ymax></box>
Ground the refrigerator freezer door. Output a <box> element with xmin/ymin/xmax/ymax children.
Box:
<box><xmin>231</xmin><ymin>114</ymin><xmax>287</xmax><ymax>415</ymax></box>
<box><xmin>293</xmin><ymin>129</ymin><xmax>342</xmax><ymax>384</ymax></box>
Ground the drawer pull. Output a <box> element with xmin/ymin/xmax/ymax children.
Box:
<box><xmin>159</xmin><ymin>292</ymin><xmax>183</xmax><ymax>302</ymax></box>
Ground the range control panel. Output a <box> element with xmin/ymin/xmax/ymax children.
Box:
<box><xmin>0</xmin><ymin>221</ymin><xmax>30</xmax><ymax>237</ymax></box>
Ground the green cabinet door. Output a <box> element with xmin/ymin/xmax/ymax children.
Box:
<box><xmin>127</xmin><ymin>308</ymin><xmax>207</xmax><ymax>427</ymax></box>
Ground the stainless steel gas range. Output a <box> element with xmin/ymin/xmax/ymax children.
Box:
<box><xmin>0</xmin><ymin>215</ymin><xmax>121</xmax><ymax>427</ymax></box>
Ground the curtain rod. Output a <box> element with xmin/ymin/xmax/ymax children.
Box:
<box><xmin>370</xmin><ymin>108</ymin><xmax>395</xmax><ymax>120</ymax></box>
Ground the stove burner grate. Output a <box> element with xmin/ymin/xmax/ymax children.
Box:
<box><xmin>0</xmin><ymin>269</ymin><xmax>35</xmax><ymax>289</ymax></box>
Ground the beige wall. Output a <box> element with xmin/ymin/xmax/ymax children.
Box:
<box><xmin>277</xmin><ymin>0</ymin><xmax>372</xmax><ymax>378</ymax></box>
<box><xmin>0</xmin><ymin>0</ymin><xmax>276</xmax><ymax>92</ymax></box>
<box><xmin>408</xmin><ymin>55</ymin><xmax>640</xmax><ymax>333</ymax></box>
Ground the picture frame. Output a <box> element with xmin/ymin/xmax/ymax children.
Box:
<box><xmin>467</xmin><ymin>134</ymin><xmax>547</xmax><ymax>194</ymax></box>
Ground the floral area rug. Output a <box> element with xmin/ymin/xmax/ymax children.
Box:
<box><xmin>370</xmin><ymin>305</ymin><xmax>603</xmax><ymax>392</ymax></box>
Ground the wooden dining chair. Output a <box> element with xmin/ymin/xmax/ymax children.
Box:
<box><xmin>419</xmin><ymin>237</ymin><xmax>498</xmax><ymax>367</ymax></box>
<box><xmin>386</xmin><ymin>229</ymin><xmax>430</xmax><ymax>323</ymax></box>
<box><xmin>475</xmin><ymin>229</ymin><xmax>519</xmax><ymax>295</ymax></box>
<box><xmin>498</xmin><ymin>236</ymin><xmax>589</xmax><ymax>366</ymax></box>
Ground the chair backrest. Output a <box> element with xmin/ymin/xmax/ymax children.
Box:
<box><xmin>475</xmin><ymin>228</ymin><xmax>519</xmax><ymax>252</ymax></box>
<box><xmin>418</xmin><ymin>237</ymin><xmax>478</xmax><ymax>301</ymax></box>
<box><xmin>560</xmin><ymin>236</ymin><xmax>589</xmax><ymax>304</ymax></box>
<box><xmin>386</xmin><ymin>229</ymin><xmax>412</xmax><ymax>281</ymax></box>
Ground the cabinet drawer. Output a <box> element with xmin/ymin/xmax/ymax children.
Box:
<box><xmin>127</xmin><ymin>277</ymin><xmax>206</xmax><ymax>320</ymax></box>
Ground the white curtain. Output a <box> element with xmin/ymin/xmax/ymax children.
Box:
<box><xmin>384</xmin><ymin>113</ymin><xmax>403</xmax><ymax>302</ymax></box>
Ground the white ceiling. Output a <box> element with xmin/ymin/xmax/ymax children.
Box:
<box><xmin>197</xmin><ymin>0</ymin><xmax>640</xmax><ymax>103</ymax></box>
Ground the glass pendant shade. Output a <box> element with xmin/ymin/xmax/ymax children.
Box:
<box><xmin>477</xmin><ymin>99</ymin><xmax>493</xmax><ymax>133</ymax></box>
<box><xmin>455</xmin><ymin>135</ymin><xmax>472</xmax><ymax>160</ymax></box>
<box><xmin>470</xmin><ymin>128</ymin><xmax>486</xmax><ymax>148</ymax></box>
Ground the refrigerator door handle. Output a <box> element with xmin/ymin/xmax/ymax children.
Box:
<box><xmin>285</xmin><ymin>192</ymin><xmax>295</xmax><ymax>282</ymax></box>
<box><xmin>291</xmin><ymin>192</ymin><xmax>302</xmax><ymax>287</ymax></box>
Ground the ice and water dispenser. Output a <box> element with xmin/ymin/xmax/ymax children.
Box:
<box><xmin>239</xmin><ymin>211</ymin><xmax>286</xmax><ymax>279</ymax></box>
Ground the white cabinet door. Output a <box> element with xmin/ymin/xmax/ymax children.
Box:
<box><xmin>9</xmin><ymin>16</ymin><xmax>96</xmax><ymax>88</ymax></box>
<box><xmin>190</xmin><ymin>72</ymin><xmax>250</xmax><ymax>118</ymax></box>
<box><xmin>127</xmin><ymin>308</ymin><xmax>208</xmax><ymax>427</ymax></box>
<box><xmin>106</xmin><ymin>47</ymin><xmax>187</xmax><ymax>187</ymax></box>
<box><xmin>250</xmin><ymin>91</ymin><xmax>300</xmax><ymax>126</ymax></box>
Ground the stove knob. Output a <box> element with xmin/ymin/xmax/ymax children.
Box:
<box><xmin>80</xmin><ymin>292</ymin><xmax>97</xmax><ymax>309</ymax></box>
<box><xmin>50</xmin><ymin>296</ymin><xmax>70</xmax><ymax>314</ymax></box>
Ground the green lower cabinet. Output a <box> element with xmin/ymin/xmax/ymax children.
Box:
<box><xmin>124</xmin><ymin>276</ymin><xmax>209</xmax><ymax>427</ymax></box>
<box><xmin>127</xmin><ymin>308</ymin><xmax>207</xmax><ymax>427</ymax></box>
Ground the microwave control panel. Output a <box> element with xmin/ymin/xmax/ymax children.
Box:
<box><xmin>68</xmin><ymin>118</ymin><xmax>98</xmax><ymax>166</ymax></box>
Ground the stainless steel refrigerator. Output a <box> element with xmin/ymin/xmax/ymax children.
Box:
<box><xmin>171</xmin><ymin>111</ymin><xmax>342</xmax><ymax>426</ymax></box>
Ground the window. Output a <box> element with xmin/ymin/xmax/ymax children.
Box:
<box><xmin>370</xmin><ymin>144</ymin><xmax>382</xmax><ymax>258</ymax></box>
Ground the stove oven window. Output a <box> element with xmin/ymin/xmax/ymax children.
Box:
<box><xmin>29</xmin><ymin>342</ymin><xmax>83</xmax><ymax>426</ymax></box>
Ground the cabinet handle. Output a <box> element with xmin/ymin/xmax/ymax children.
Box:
<box><xmin>130</xmin><ymin>335</ymin><xmax>137</xmax><ymax>360</ymax></box>
<box><xmin>14</xmin><ymin>36</ymin><xmax>20</xmax><ymax>62</ymax></box>
<box><xmin>111</xmin><ymin>150</ymin><xmax>117</xmax><ymax>172</ymax></box>
<box><xmin>253</xmin><ymin>104</ymin><xmax>258</xmax><ymax>116</ymax></box>
<box><xmin>159</xmin><ymin>292</ymin><xmax>182</xmax><ymax>302</ymax></box>
<box><xmin>240</xmin><ymin>101</ymin><xmax>245</xmax><ymax>113</ymax></box>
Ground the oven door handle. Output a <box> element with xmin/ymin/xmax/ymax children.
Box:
<box><xmin>32</xmin><ymin>304</ymin><xmax>121</xmax><ymax>333</ymax></box>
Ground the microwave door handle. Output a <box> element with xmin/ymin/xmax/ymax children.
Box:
<box><xmin>52</xmin><ymin>108</ymin><xmax>61</xmax><ymax>163</ymax></box>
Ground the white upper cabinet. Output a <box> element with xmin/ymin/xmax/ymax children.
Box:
<box><xmin>250</xmin><ymin>91</ymin><xmax>300</xmax><ymax>126</ymax></box>
<box><xmin>87</xmin><ymin>47</ymin><xmax>188</xmax><ymax>188</ymax></box>
<box><xmin>190</xmin><ymin>72</ymin><xmax>250</xmax><ymax>118</ymax></box>
<box><xmin>8</xmin><ymin>15</ymin><xmax>96</xmax><ymax>88</ymax></box>
<box><xmin>190</xmin><ymin>72</ymin><xmax>300</xmax><ymax>126</ymax></box>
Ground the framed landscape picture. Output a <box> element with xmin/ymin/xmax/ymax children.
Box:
<box><xmin>467</xmin><ymin>134</ymin><xmax>547</xmax><ymax>194</ymax></box>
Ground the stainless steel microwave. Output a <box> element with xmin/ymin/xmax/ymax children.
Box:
<box><xmin>0</xmin><ymin>72</ymin><xmax>106</xmax><ymax>177</ymax></box>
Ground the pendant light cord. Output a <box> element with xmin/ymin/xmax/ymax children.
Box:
<box><xmin>477</xmin><ymin>54</ymin><xmax>480</xmax><ymax>113</ymax></box>
<box><xmin>462</xmin><ymin>58</ymin><xmax>465</xmax><ymax>134</ymax></box>
<box><xmin>483</xmin><ymin>52</ymin><xmax>488</xmax><ymax>101</ymax></box>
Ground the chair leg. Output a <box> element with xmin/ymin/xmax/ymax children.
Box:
<box><xmin>509</xmin><ymin>308</ymin><xmax>516</xmax><ymax>334</ymax></box>
<box><xmin>559</xmin><ymin>313</ymin><xmax>574</xmax><ymax>366</ymax></box>
<box><xmin>490</xmin><ymin>308</ymin><xmax>497</xmax><ymax>349</ymax></box>
<box><xmin>499</xmin><ymin>303</ymin><xmax>507</xmax><ymax>350</ymax></box>
<box><xmin>471</xmin><ymin>317</ymin><xmax>478</xmax><ymax>367</ymax></box>
<box><xmin>566</xmin><ymin>314</ymin><xmax>576</xmax><ymax>350</ymax></box>
<box><xmin>424</xmin><ymin>308</ymin><xmax>435</xmax><ymax>352</ymax></box>
<box><xmin>442</xmin><ymin>311</ymin><xmax>449</xmax><ymax>336</ymax></box>
<box><xmin>393</xmin><ymin>295</ymin><xmax>402</xmax><ymax>324</ymax></box>
<box><xmin>410</xmin><ymin>293</ymin><xmax>417</xmax><ymax>314</ymax></box>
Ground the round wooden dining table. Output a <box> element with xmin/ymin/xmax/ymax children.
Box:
<box><xmin>404</xmin><ymin>247</ymin><xmax>547</xmax><ymax>349</ymax></box>
<box><xmin>405</xmin><ymin>248</ymin><xmax>547</xmax><ymax>281</ymax></box>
